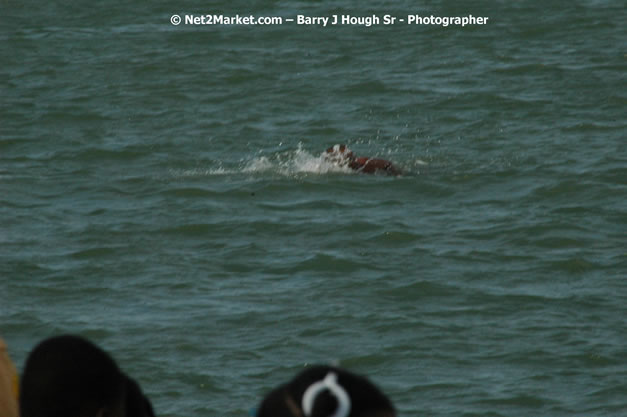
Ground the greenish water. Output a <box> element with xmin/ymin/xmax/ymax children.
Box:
<box><xmin>1</xmin><ymin>1</ymin><xmax>626</xmax><ymax>416</ymax></box>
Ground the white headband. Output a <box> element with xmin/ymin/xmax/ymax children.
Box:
<box><xmin>301</xmin><ymin>372</ymin><xmax>351</xmax><ymax>417</ymax></box>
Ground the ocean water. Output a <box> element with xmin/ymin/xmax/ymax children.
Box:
<box><xmin>1</xmin><ymin>1</ymin><xmax>626</xmax><ymax>416</ymax></box>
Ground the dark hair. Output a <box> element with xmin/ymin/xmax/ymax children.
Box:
<box><xmin>20</xmin><ymin>335</ymin><xmax>154</xmax><ymax>417</ymax></box>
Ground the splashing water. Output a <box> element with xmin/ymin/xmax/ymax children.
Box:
<box><xmin>242</xmin><ymin>145</ymin><xmax>355</xmax><ymax>176</ymax></box>
<box><xmin>169</xmin><ymin>143</ymin><xmax>419</xmax><ymax>179</ymax></box>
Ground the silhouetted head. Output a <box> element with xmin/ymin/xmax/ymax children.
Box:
<box><xmin>20</xmin><ymin>335</ymin><xmax>154</xmax><ymax>417</ymax></box>
<box><xmin>257</xmin><ymin>365</ymin><xmax>396</xmax><ymax>417</ymax></box>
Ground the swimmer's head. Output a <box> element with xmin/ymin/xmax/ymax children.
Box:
<box><xmin>324</xmin><ymin>144</ymin><xmax>355</xmax><ymax>165</ymax></box>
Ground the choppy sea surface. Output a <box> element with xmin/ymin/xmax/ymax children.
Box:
<box><xmin>1</xmin><ymin>1</ymin><xmax>626</xmax><ymax>416</ymax></box>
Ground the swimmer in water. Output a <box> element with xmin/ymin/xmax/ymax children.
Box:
<box><xmin>324</xmin><ymin>144</ymin><xmax>401</xmax><ymax>176</ymax></box>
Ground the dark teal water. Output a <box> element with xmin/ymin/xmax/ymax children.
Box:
<box><xmin>1</xmin><ymin>1</ymin><xmax>626</xmax><ymax>416</ymax></box>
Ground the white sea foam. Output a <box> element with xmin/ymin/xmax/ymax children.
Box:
<box><xmin>241</xmin><ymin>156</ymin><xmax>274</xmax><ymax>173</ymax></box>
<box><xmin>170</xmin><ymin>167</ymin><xmax>234</xmax><ymax>177</ymax></box>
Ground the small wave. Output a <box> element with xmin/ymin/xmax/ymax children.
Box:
<box><xmin>169</xmin><ymin>167</ymin><xmax>236</xmax><ymax>177</ymax></box>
